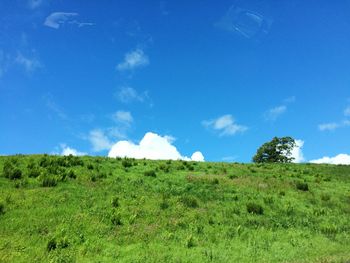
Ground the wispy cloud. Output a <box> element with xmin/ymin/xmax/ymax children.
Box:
<box><xmin>0</xmin><ymin>50</ymin><xmax>9</xmax><ymax>78</ymax></box>
<box><xmin>15</xmin><ymin>52</ymin><xmax>41</xmax><ymax>73</ymax></box>
<box><xmin>203</xmin><ymin>114</ymin><xmax>248</xmax><ymax>136</ymax></box>
<box><xmin>44</xmin><ymin>12</ymin><xmax>94</xmax><ymax>29</ymax></box>
<box><xmin>318</xmin><ymin>105</ymin><xmax>350</xmax><ymax>131</ymax></box>
<box><xmin>264</xmin><ymin>105</ymin><xmax>287</xmax><ymax>121</ymax></box>
<box><xmin>44</xmin><ymin>95</ymin><xmax>68</xmax><ymax>120</ymax></box>
<box><xmin>116</xmin><ymin>86</ymin><xmax>150</xmax><ymax>104</ymax></box>
<box><xmin>112</xmin><ymin>111</ymin><xmax>133</xmax><ymax>125</ymax></box>
<box><xmin>116</xmin><ymin>48</ymin><xmax>149</xmax><ymax>71</ymax></box>
<box><xmin>318</xmin><ymin>122</ymin><xmax>340</xmax><ymax>131</ymax></box>
<box><xmin>28</xmin><ymin>0</ymin><xmax>43</xmax><ymax>9</ymax></box>
<box><xmin>344</xmin><ymin>106</ymin><xmax>350</xmax><ymax>117</ymax></box>
<box><xmin>88</xmin><ymin>129</ymin><xmax>113</xmax><ymax>152</ymax></box>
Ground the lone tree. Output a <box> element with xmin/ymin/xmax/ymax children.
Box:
<box><xmin>253</xmin><ymin>136</ymin><xmax>296</xmax><ymax>163</ymax></box>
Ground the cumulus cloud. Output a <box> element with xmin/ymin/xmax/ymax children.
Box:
<box><xmin>290</xmin><ymin>139</ymin><xmax>305</xmax><ymax>163</ymax></box>
<box><xmin>203</xmin><ymin>114</ymin><xmax>247</xmax><ymax>136</ymax></box>
<box><xmin>112</xmin><ymin>111</ymin><xmax>133</xmax><ymax>125</ymax></box>
<box><xmin>264</xmin><ymin>105</ymin><xmax>287</xmax><ymax>121</ymax></box>
<box><xmin>89</xmin><ymin>129</ymin><xmax>113</xmax><ymax>152</ymax></box>
<box><xmin>116</xmin><ymin>49</ymin><xmax>149</xmax><ymax>71</ymax></box>
<box><xmin>108</xmin><ymin>132</ymin><xmax>205</xmax><ymax>161</ymax></box>
<box><xmin>60</xmin><ymin>144</ymin><xmax>86</xmax><ymax>156</ymax></box>
<box><xmin>191</xmin><ymin>151</ymin><xmax>205</xmax><ymax>162</ymax></box>
<box><xmin>15</xmin><ymin>52</ymin><xmax>41</xmax><ymax>73</ymax></box>
<box><xmin>310</xmin><ymin>154</ymin><xmax>350</xmax><ymax>165</ymax></box>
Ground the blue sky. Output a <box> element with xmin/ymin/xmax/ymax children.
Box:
<box><xmin>1</xmin><ymin>0</ymin><xmax>350</xmax><ymax>163</ymax></box>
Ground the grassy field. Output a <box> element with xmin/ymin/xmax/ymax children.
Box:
<box><xmin>0</xmin><ymin>155</ymin><xmax>349</xmax><ymax>262</ymax></box>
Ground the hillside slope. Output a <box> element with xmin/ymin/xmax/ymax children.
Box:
<box><xmin>0</xmin><ymin>155</ymin><xmax>349</xmax><ymax>262</ymax></box>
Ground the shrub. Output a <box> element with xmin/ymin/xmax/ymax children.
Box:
<box><xmin>122</xmin><ymin>159</ymin><xmax>133</xmax><ymax>168</ymax></box>
<box><xmin>246</xmin><ymin>202</ymin><xmax>264</xmax><ymax>215</ymax></box>
<box><xmin>144</xmin><ymin>170</ymin><xmax>156</xmax><ymax>177</ymax></box>
<box><xmin>111</xmin><ymin>211</ymin><xmax>123</xmax><ymax>226</ymax></box>
<box><xmin>41</xmin><ymin>175</ymin><xmax>58</xmax><ymax>187</ymax></box>
<box><xmin>87</xmin><ymin>164</ymin><xmax>94</xmax><ymax>170</ymax></box>
<box><xmin>67</xmin><ymin>170</ymin><xmax>76</xmax><ymax>179</ymax></box>
<box><xmin>3</xmin><ymin>161</ymin><xmax>22</xmax><ymax>180</ymax></box>
<box><xmin>296</xmin><ymin>181</ymin><xmax>309</xmax><ymax>191</ymax></box>
<box><xmin>160</xmin><ymin>200</ymin><xmax>169</xmax><ymax>210</ymax></box>
<box><xmin>28</xmin><ymin>167</ymin><xmax>41</xmax><ymax>178</ymax></box>
<box><xmin>111</xmin><ymin>196</ymin><xmax>119</xmax><ymax>208</ymax></box>
<box><xmin>181</xmin><ymin>195</ymin><xmax>199</xmax><ymax>208</ymax></box>
<box><xmin>186</xmin><ymin>235</ymin><xmax>196</xmax><ymax>248</ymax></box>
<box><xmin>0</xmin><ymin>202</ymin><xmax>4</xmax><ymax>215</ymax></box>
<box><xmin>228</xmin><ymin>174</ymin><xmax>238</xmax><ymax>179</ymax></box>
<box><xmin>212</xmin><ymin>178</ymin><xmax>219</xmax><ymax>185</ymax></box>
<box><xmin>321</xmin><ymin>193</ymin><xmax>331</xmax><ymax>202</ymax></box>
<box><xmin>47</xmin><ymin>238</ymin><xmax>57</xmax><ymax>251</ymax></box>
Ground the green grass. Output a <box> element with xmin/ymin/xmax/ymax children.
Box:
<box><xmin>0</xmin><ymin>155</ymin><xmax>350</xmax><ymax>262</ymax></box>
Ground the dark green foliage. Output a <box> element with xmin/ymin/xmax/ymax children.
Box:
<box><xmin>296</xmin><ymin>181</ymin><xmax>309</xmax><ymax>191</ymax></box>
<box><xmin>111</xmin><ymin>196</ymin><xmax>119</xmax><ymax>208</ymax></box>
<box><xmin>122</xmin><ymin>158</ymin><xmax>133</xmax><ymax>168</ymax></box>
<box><xmin>27</xmin><ymin>166</ymin><xmax>41</xmax><ymax>178</ymax></box>
<box><xmin>47</xmin><ymin>238</ymin><xmax>57</xmax><ymax>251</ymax></box>
<box><xmin>321</xmin><ymin>193</ymin><xmax>331</xmax><ymax>202</ymax></box>
<box><xmin>246</xmin><ymin>202</ymin><xmax>264</xmax><ymax>215</ymax></box>
<box><xmin>87</xmin><ymin>163</ymin><xmax>94</xmax><ymax>170</ymax></box>
<box><xmin>186</xmin><ymin>235</ymin><xmax>196</xmax><ymax>248</ymax></box>
<box><xmin>253</xmin><ymin>137</ymin><xmax>296</xmax><ymax>163</ymax></box>
<box><xmin>67</xmin><ymin>170</ymin><xmax>76</xmax><ymax>179</ymax></box>
<box><xmin>181</xmin><ymin>195</ymin><xmax>199</xmax><ymax>208</ymax></box>
<box><xmin>3</xmin><ymin>160</ymin><xmax>22</xmax><ymax>180</ymax></box>
<box><xmin>0</xmin><ymin>202</ymin><xmax>4</xmax><ymax>215</ymax></box>
<box><xmin>212</xmin><ymin>178</ymin><xmax>219</xmax><ymax>185</ymax></box>
<box><xmin>41</xmin><ymin>174</ymin><xmax>58</xmax><ymax>187</ymax></box>
<box><xmin>144</xmin><ymin>170</ymin><xmax>156</xmax><ymax>177</ymax></box>
<box><xmin>111</xmin><ymin>211</ymin><xmax>123</xmax><ymax>226</ymax></box>
<box><xmin>160</xmin><ymin>200</ymin><xmax>169</xmax><ymax>210</ymax></box>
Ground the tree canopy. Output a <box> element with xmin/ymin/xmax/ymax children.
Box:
<box><xmin>253</xmin><ymin>137</ymin><xmax>296</xmax><ymax>163</ymax></box>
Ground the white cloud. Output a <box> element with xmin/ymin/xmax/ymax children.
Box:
<box><xmin>310</xmin><ymin>154</ymin><xmax>350</xmax><ymax>165</ymax></box>
<box><xmin>44</xmin><ymin>12</ymin><xmax>79</xmax><ymax>29</ymax></box>
<box><xmin>191</xmin><ymin>151</ymin><xmax>205</xmax><ymax>162</ymax></box>
<box><xmin>116</xmin><ymin>48</ymin><xmax>149</xmax><ymax>71</ymax></box>
<box><xmin>344</xmin><ymin>106</ymin><xmax>350</xmax><ymax>117</ymax></box>
<box><xmin>290</xmin><ymin>139</ymin><xmax>305</xmax><ymax>163</ymax></box>
<box><xmin>113</xmin><ymin>111</ymin><xmax>133</xmax><ymax>125</ymax></box>
<box><xmin>116</xmin><ymin>86</ymin><xmax>151</xmax><ymax>105</ymax></box>
<box><xmin>60</xmin><ymin>144</ymin><xmax>86</xmax><ymax>156</ymax></box>
<box><xmin>15</xmin><ymin>52</ymin><xmax>41</xmax><ymax>73</ymax></box>
<box><xmin>203</xmin><ymin>114</ymin><xmax>247</xmax><ymax>136</ymax></box>
<box><xmin>108</xmin><ymin>132</ymin><xmax>205</xmax><ymax>161</ymax></box>
<box><xmin>318</xmin><ymin>121</ymin><xmax>348</xmax><ymax>131</ymax></box>
<box><xmin>89</xmin><ymin>129</ymin><xmax>113</xmax><ymax>152</ymax></box>
<box><xmin>264</xmin><ymin>105</ymin><xmax>287</xmax><ymax>121</ymax></box>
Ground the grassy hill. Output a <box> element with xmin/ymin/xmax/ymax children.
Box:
<box><xmin>0</xmin><ymin>155</ymin><xmax>349</xmax><ymax>262</ymax></box>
